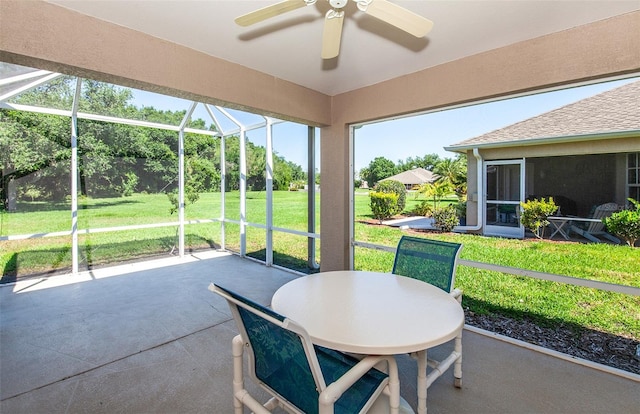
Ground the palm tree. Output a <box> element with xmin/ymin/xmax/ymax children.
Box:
<box><xmin>433</xmin><ymin>156</ymin><xmax>467</xmax><ymax>200</ymax></box>
<box><xmin>416</xmin><ymin>180</ymin><xmax>453</xmax><ymax>209</ymax></box>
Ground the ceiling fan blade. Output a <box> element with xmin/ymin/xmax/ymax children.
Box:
<box><xmin>363</xmin><ymin>0</ymin><xmax>433</xmax><ymax>37</ymax></box>
<box><xmin>235</xmin><ymin>0</ymin><xmax>308</xmax><ymax>27</ymax></box>
<box><xmin>321</xmin><ymin>10</ymin><xmax>345</xmax><ymax>59</ymax></box>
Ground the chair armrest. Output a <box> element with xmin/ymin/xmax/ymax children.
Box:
<box><xmin>320</xmin><ymin>355</ymin><xmax>399</xmax><ymax>408</ymax></box>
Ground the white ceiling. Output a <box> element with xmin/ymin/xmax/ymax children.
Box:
<box><xmin>46</xmin><ymin>0</ymin><xmax>639</xmax><ymax>96</ymax></box>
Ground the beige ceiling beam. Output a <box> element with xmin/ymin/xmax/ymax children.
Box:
<box><xmin>0</xmin><ymin>0</ymin><xmax>331</xmax><ymax>127</ymax></box>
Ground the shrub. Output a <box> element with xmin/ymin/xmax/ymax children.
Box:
<box><xmin>520</xmin><ymin>197</ymin><xmax>558</xmax><ymax>239</ymax></box>
<box><xmin>370</xmin><ymin>191</ymin><xmax>399</xmax><ymax>223</ymax></box>
<box><xmin>413</xmin><ymin>200</ymin><xmax>433</xmax><ymax>217</ymax></box>
<box><xmin>603</xmin><ymin>198</ymin><xmax>640</xmax><ymax>247</ymax></box>
<box><xmin>167</xmin><ymin>186</ymin><xmax>200</xmax><ymax>215</ymax></box>
<box><xmin>121</xmin><ymin>172</ymin><xmax>139</xmax><ymax>197</ymax></box>
<box><xmin>432</xmin><ymin>205</ymin><xmax>459</xmax><ymax>232</ymax></box>
<box><xmin>375</xmin><ymin>180</ymin><xmax>406</xmax><ymax>215</ymax></box>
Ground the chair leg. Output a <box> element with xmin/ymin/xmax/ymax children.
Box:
<box><xmin>386</xmin><ymin>356</ymin><xmax>401</xmax><ymax>414</ymax></box>
<box><xmin>454</xmin><ymin>293</ymin><xmax>463</xmax><ymax>387</ymax></box>
<box><xmin>232</xmin><ymin>335</ymin><xmax>246</xmax><ymax>414</ymax></box>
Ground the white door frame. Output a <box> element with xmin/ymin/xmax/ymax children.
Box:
<box><xmin>483</xmin><ymin>159</ymin><xmax>525</xmax><ymax>238</ymax></box>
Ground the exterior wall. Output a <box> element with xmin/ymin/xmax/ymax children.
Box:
<box><xmin>1</xmin><ymin>1</ymin><xmax>639</xmax><ymax>269</ymax></box>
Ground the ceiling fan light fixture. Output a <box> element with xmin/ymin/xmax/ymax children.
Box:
<box><xmin>235</xmin><ymin>0</ymin><xmax>433</xmax><ymax>58</ymax></box>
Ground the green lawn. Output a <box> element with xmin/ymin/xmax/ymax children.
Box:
<box><xmin>1</xmin><ymin>191</ymin><xmax>638</xmax><ymax>343</ymax></box>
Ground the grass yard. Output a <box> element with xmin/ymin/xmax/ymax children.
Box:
<box><xmin>1</xmin><ymin>191</ymin><xmax>639</xmax><ymax>346</ymax></box>
<box><xmin>0</xmin><ymin>191</ymin><xmax>320</xmax><ymax>279</ymax></box>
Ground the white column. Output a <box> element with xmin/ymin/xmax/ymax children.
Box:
<box><xmin>70</xmin><ymin>78</ymin><xmax>82</xmax><ymax>274</ymax></box>
<box><xmin>265</xmin><ymin>118</ymin><xmax>274</xmax><ymax>266</ymax></box>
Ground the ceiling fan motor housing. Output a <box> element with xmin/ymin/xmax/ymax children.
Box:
<box><xmin>329</xmin><ymin>0</ymin><xmax>349</xmax><ymax>9</ymax></box>
<box><xmin>236</xmin><ymin>0</ymin><xmax>433</xmax><ymax>58</ymax></box>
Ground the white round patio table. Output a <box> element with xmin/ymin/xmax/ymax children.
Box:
<box><xmin>272</xmin><ymin>270</ymin><xmax>464</xmax><ymax>414</ymax></box>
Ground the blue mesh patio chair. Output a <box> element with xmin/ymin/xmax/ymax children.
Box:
<box><xmin>392</xmin><ymin>236</ymin><xmax>463</xmax><ymax>303</ymax></box>
<box><xmin>209</xmin><ymin>283</ymin><xmax>402</xmax><ymax>414</ymax></box>
<box><xmin>392</xmin><ymin>235</ymin><xmax>464</xmax><ymax>388</ymax></box>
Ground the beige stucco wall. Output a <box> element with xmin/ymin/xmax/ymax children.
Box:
<box><xmin>1</xmin><ymin>1</ymin><xmax>639</xmax><ymax>270</ymax></box>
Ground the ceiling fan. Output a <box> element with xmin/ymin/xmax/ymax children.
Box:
<box><xmin>235</xmin><ymin>0</ymin><xmax>433</xmax><ymax>59</ymax></box>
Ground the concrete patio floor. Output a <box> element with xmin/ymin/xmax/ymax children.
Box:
<box><xmin>1</xmin><ymin>252</ymin><xmax>638</xmax><ymax>413</ymax></box>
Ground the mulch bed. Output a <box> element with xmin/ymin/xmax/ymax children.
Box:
<box><xmin>465</xmin><ymin>311</ymin><xmax>640</xmax><ymax>375</ymax></box>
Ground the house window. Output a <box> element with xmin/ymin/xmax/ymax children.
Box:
<box><xmin>628</xmin><ymin>153</ymin><xmax>640</xmax><ymax>203</ymax></box>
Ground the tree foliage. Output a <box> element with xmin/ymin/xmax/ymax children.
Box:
<box><xmin>362</xmin><ymin>156</ymin><xmax>396</xmax><ymax>188</ymax></box>
<box><xmin>1</xmin><ymin>81</ymin><xmax>306</xmax><ymax>210</ymax></box>
<box><xmin>358</xmin><ymin>153</ymin><xmax>467</xmax><ymax>200</ymax></box>
<box><xmin>396</xmin><ymin>153</ymin><xmax>441</xmax><ymax>172</ymax></box>
<box><xmin>433</xmin><ymin>155</ymin><xmax>467</xmax><ymax>199</ymax></box>
<box><xmin>416</xmin><ymin>180</ymin><xmax>453</xmax><ymax>209</ymax></box>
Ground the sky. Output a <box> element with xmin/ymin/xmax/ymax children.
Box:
<box><xmin>353</xmin><ymin>76</ymin><xmax>639</xmax><ymax>171</ymax></box>
<box><xmin>132</xmin><ymin>76</ymin><xmax>638</xmax><ymax>173</ymax></box>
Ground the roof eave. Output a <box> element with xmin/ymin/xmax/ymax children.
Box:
<box><xmin>444</xmin><ymin>129</ymin><xmax>640</xmax><ymax>153</ymax></box>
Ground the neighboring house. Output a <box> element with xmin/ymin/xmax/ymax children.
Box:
<box><xmin>446</xmin><ymin>80</ymin><xmax>640</xmax><ymax>239</ymax></box>
<box><xmin>380</xmin><ymin>167</ymin><xmax>436</xmax><ymax>190</ymax></box>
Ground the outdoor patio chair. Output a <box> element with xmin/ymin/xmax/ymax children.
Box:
<box><xmin>392</xmin><ymin>236</ymin><xmax>463</xmax><ymax>304</ymax></box>
<box><xmin>569</xmin><ymin>202</ymin><xmax>621</xmax><ymax>243</ymax></box>
<box><xmin>392</xmin><ymin>236</ymin><xmax>464</xmax><ymax>388</ymax></box>
<box><xmin>209</xmin><ymin>283</ymin><xmax>402</xmax><ymax>414</ymax></box>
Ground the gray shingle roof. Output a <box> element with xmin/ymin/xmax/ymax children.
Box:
<box><xmin>381</xmin><ymin>167</ymin><xmax>435</xmax><ymax>185</ymax></box>
<box><xmin>448</xmin><ymin>79</ymin><xmax>640</xmax><ymax>149</ymax></box>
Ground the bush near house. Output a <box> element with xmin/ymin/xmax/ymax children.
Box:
<box><xmin>369</xmin><ymin>191</ymin><xmax>399</xmax><ymax>223</ymax></box>
<box><xmin>412</xmin><ymin>200</ymin><xmax>433</xmax><ymax>217</ymax></box>
<box><xmin>520</xmin><ymin>197</ymin><xmax>558</xmax><ymax>239</ymax></box>
<box><xmin>432</xmin><ymin>204</ymin><xmax>459</xmax><ymax>232</ymax></box>
<box><xmin>603</xmin><ymin>198</ymin><xmax>640</xmax><ymax>247</ymax></box>
<box><xmin>375</xmin><ymin>179</ymin><xmax>406</xmax><ymax>214</ymax></box>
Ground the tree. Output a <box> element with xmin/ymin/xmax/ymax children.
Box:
<box><xmin>416</xmin><ymin>180</ymin><xmax>453</xmax><ymax>209</ymax></box>
<box><xmin>0</xmin><ymin>110</ymin><xmax>71</xmax><ymax>209</ymax></box>
<box><xmin>2</xmin><ymin>78</ymin><xmax>308</xmax><ymax>207</ymax></box>
<box><xmin>358</xmin><ymin>167</ymin><xmax>369</xmax><ymax>186</ymax></box>
<box><xmin>433</xmin><ymin>155</ymin><xmax>467</xmax><ymax>199</ymax></box>
<box><xmin>397</xmin><ymin>153</ymin><xmax>441</xmax><ymax>172</ymax></box>
<box><xmin>364</xmin><ymin>157</ymin><xmax>396</xmax><ymax>187</ymax></box>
